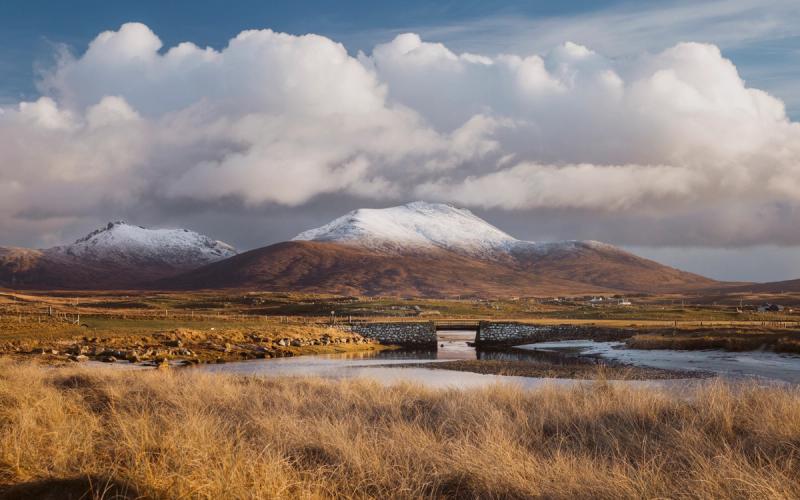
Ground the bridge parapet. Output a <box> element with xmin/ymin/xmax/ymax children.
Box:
<box><xmin>476</xmin><ymin>321</ymin><xmax>635</xmax><ymax>346</ymax></box>
<box><xmin>476</xmin><ymin>321</ymin><xmax>553</xmax><ymax>346</ymax></box>
<box><xmin>349</xmin><ymin>321</ymin><xmax>437</xmax><ymax>346</ymax></box>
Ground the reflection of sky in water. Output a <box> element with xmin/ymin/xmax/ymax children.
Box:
<box><xmin>198</xmin><ymin>359</ymin><xmax>581</xmax><ymax>390</ymax></box>
<box><xmin>196</xmin><ymin>355</ymin><xmax>681</xmax><ymax>391</ymax></box>
<box><xmin>519</xmin><ymin>340</ymin><xmax>800</xmax><ymax>383</ymax></box>
<box><xmin>194</xmin><ymin>331</ymin><xmax>685</xmax><ymax>390</ymax></box>
<box><xmin>93</xmin><ymin>331</ymin><xmax>800</xmax><ymax>387</ymax></box>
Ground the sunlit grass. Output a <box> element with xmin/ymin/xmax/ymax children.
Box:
<box><xmin>1</xmin><ymin>360</ymin><xmax>799</xmax><ymax>498</ymax></box>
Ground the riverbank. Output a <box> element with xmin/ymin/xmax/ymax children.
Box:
<box><xmin>0</xmin><ymin>316</ymin><xmax>386</xmax><ymax>365</ymax></box>
<box><xmin>403</xmin><ymin>358</ymin><xmax>705</xmax><ymax>380</ymax></box>
<box><xmin>627</xmin><ymin>328</ymin><xmax>800</xmax><ymax>353</ymax></box>
<box><xmin>1</xmin><ymin>359</ymin><xmax>798</xmax><ymax>498</ymax></box>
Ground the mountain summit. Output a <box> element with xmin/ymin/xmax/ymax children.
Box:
<box><xmin>293</xmin><ymin>201</ymin><xmax>517</xmax><ymax>257</ymax></box>
<box><xmin>293</xmin><ymin>201</ymin><xmax>622</xmax><ymax>260</ymax></box>
<box><xmin>0</xmin><ymin>222</ymin><xmax>236</xmax><ymax>288</ymax></box>
<box><xmin>56</xmin><ymin>221</ymin><xmax>236</xmax><ymax>266</ymax></box>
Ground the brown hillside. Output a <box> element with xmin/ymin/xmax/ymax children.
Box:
<box><xmin>511</xmin><ymin>243</ymin><xmax>718</xmax><ymax>293</ymax></box>
<box><xmin>165</xmin><ymin>240</ymin><xmax>720</xmax><ymax>297</ymax></box>
<box><xmin>0</xmin><ymin>247</ymin><xmax>191</xmax><ymax>289</ymax></box>
<box><xmin>163</xmin><ymin>241</ymin><xmax>618</xmax><ymax>297</ymax></box>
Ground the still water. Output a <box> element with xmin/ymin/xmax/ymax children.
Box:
<box><xmin>101</xmin><ymin>330</ymin><xmax>800</xmax><ymax>387</ymax></box>
<box><xmin>195</xmin><ymin>331</ymin><xmax>680</xmax><ymax>390</ymax></box>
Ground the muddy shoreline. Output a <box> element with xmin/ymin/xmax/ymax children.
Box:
<box><xmin>396</xmin><ymin>346</ymin><xmax>709</xmax><ymax>380</ymax></box>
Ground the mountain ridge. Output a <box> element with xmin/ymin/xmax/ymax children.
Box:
<box><xmin>0</xmin><ymin>204</ymin><xmax>734</xmax><ymax>295</ymax></box>
<box><xmin>169</xmin><ymin>202</ymin><xmax>723</xmax><ymax>296</ymax></box>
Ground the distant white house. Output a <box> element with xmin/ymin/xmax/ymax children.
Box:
<box><xmin>618</xmin><ymin>298</ymin><xmax>632</xmax><ymax>306</ymax></box>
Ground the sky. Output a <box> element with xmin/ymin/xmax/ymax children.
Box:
<box><xmin>1</xmin><ymin>0</ymin><xmax>800</xmax><ymax>282</ymax></box>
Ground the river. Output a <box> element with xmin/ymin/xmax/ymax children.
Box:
<box><xmin>194</xmin><ymin>331</ymin><xmax>686</xmax><ymax>389</ymax></box>
<box><xmin>104</xmin><ymin>330</ymin><xmax>800</xmax><ymax>388</ymax></box>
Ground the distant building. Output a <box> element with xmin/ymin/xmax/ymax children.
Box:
<box><xmin>618</xmin><ymin>298</ymin><xmax>632</xmax><ymax>306</ymax></box>
<box><xmin>758</xmin><ymin>303</ymin><xmax>784</xmax><ymax>312</ymax></box>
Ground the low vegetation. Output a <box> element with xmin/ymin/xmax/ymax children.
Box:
<box><xmin>1</xmin><ymin>360</ymin><xmax>799</xmax><ymax>499</ymax></box>
<box><xmin>3</xmin><ymin>289</ymin><xmax>800</xmax><ymax>326</ymax></box>
<box><xmin>0</xmin><ymin>315</ymin><xmax>382</xmax><ymax>364</ymax></box>
<box><xmin>628</xmin><ymin>330</ymin><xmax>800</xmax><ymax>354</ymax></box>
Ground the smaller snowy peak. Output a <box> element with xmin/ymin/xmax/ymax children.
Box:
<box><xmin>52</xmin><ymin>221</ymin><xmax>237</xmax><ymax>268</ymax></box>
<box><xmin>293</xmin><ymin>201</ymin><xmax>518</xmax><ymax>257</ymax></box>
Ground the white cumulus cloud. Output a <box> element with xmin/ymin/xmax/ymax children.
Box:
<box><xmin>1</xmin><ymin>23</ymin><xmax>800</xmax><ymax>248</ymax></box>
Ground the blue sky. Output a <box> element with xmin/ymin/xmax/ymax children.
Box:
<box><xmin>3</xmin><ymin>0</ymin><xmax>799</xmax><ymax>117</ymax></box>
<box><xmin>2</xmin><ymin>0</ymin><xmax>800</xmax><ymax>282</ymax></box>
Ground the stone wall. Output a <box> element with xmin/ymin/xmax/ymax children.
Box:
<box><xmin>476</xmin><ymin>322</ymin><xmax>634</xmax><ymax>346</ymax></box>
<box><xmin>349</xmin><ymin>322</ymin><xmax>437</xmax><ymax>346</ymax></box>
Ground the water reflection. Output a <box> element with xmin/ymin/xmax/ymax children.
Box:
<box><xmin>363</xmin><ymin>330</ymin><xmax>567</xmax><ymax>363</ymax></box>
<box><xmin>518</xmin><ymin>340</ymin><xmax>800</xmax><ymax>383</ymax></box>
<box><xmin>192</xmin><ymin>331</ymin><xmax>693</xmax><ymax>390</ymax></box>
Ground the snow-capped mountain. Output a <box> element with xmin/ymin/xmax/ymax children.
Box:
<box><xmin>54</xmin><ymin>221</ymin><xmax>237</xmax><ymax>268</ymax></box>
<box><xmin>294</xmin><ymin>201</ymin><xmax>519</xmax><ymax>256</ymax></box>
<box><xmin>2</xmin><ymin>208</ymin><xmax>719</xmax><ymax>294</ymax></box>
<box><xmin>293</xmin><ymin>201</ymin><xmax>615</xmax><ymax>259</ymax></box>
<box><xmin>0</xmin><ymin>221</ymin><xmax>237</xmax><ymax>289</ymax></box>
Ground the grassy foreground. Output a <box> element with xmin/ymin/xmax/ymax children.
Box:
<box><xmin>1</xmin><ymin>361</ymin><xmax>800</xmax><ymax>499</ymax></box>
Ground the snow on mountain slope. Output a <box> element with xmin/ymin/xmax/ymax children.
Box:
<box><xmin>52</xmin><ymin>221</ymin><xmax>237</xmax><ymax>268</ymax></box>
<box><xmin>173</xmin><ymin>201</ymin><xmax>716</xmax><ymax>295</ymax></box>
<box><xmin>293</xmin><ymin>201</ymin><xmax>625</xmax><ymax>258</ymax></box>
<box><xmin>293</xmin><ymin>201</ymin><xmax>519</xmax><ymax>256</ymax></box>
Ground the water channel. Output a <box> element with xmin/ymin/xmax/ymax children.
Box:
<box><xmin>191</xmin><ymin>329</ymin><xmax>800</xmax><ymax>387</ymax></box>
<box><xmin>193</xmin><ymin>331</ymin><xmax>686</xmax><ymax>389</ymax></box>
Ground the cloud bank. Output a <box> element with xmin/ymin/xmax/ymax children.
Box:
<box><xmin>1</xmin><ymin>23</ymin><xmax>799</xmax><ymax>248</ymax></box>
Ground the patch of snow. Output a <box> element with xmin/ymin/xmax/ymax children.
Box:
<box><xmin>293</xmin><ymin>201</ymin><xmax>624</xmax><ymax>259</ymax></box>
<box><xmin>294</xmin><ymin>202</ymin><xmax>518</xmax><ymax>257</ymax></box>
<box><xmin>51</xmin><ymin>221</ymin><xmax>237</xmax><ymax>268</ymax></box>
<box><xmin>510</xmin><ymin>240</ymin><xmax>622</xmax><ymax>256</ymax></box>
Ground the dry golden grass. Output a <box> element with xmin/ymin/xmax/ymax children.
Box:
<box><xmin>1</xmin><ymin>360</ymin><xmax>800</xmax><ymax>499</ymax></box>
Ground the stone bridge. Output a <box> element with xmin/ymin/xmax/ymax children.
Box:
<box><xmin>348</xmin><ymin>320</ymin><xmax>631</xmax><ymax>347</ymax></box>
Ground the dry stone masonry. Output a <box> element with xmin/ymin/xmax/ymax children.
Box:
<box><xmin>476</xmin><ymin>321</ymin><xmax>634</xmax><ymax>346</ymax></box>
<box><xmin>349</xmin><ymin>322</ymin><xmax>437</xmax><ymax>346</ymax></box>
